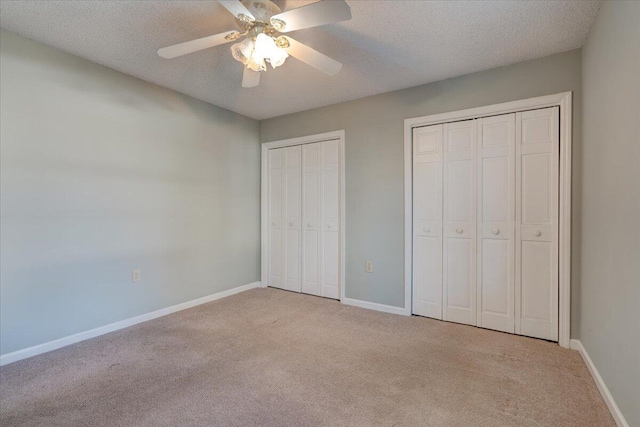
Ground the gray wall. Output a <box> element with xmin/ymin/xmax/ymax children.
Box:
<box><xmin>261</xmin><ymin>50</ymin><xmax>583</xmax><ymax>327</ymax></box>
<box><xmin>580</xmin><ymin>1</ymin><xmax>640</xmax><ymax>425</ymax></box>
<box><xmin>0</xmin><ymin>31</ymin><xmax>260</xmax><ymax>356</ymax></box>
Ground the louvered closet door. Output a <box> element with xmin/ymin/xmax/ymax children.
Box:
<box><xmin>268</xmin><ymin>146</ymin><xmax>302</xmax><ymax>292</ymax></box>
<box><xmin>443</xmin><ymin>120</ymin><xmax>477</xmax><ymax>326</ymax></box>
<box><xmin>515</xmin><ymin>107</ymin><xmax>559</xmax><ymax>341</ymax></box>
<box><xmin>477</xmin><ymin>114</ymin><xmax>516</xmax><ymax>333</ymax></box>
<box><xmin>412</xmin><ymin>124</ymin><xmax>443</xmax><ymax>319</ymax></box>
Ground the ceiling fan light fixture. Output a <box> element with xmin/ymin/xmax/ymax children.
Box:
<box><xmin>255</xmin><ymin>33</ymin><xmax>289</xmax><ymax>69</ymax></box>
<box><xmin>247</xmin><ymin>56</ymin><xmax>267</xmax><ymax>72</ymax></box>
<box><xmin>231</xmin><ymin>37</ymin><xmax>253</xmax><ymax>63</ymax></box>
<box><xmin>268</xmin><ymin>48</ymin><xmax>288</xmax><ymax>68</ymax></box>
<box><xmin>231</xmin><ymin>37</ymin><xmax>266</xmax><ymax>71</ymax></box>
<box><xmin>159</xmin><ymin>0</ymin><xmax>352</xmax><ymax>87</ymax></box>
<box><xmin>231</xmin><ymin>33</ymin><xmax>288</xmax><ymax>72</ymax></box>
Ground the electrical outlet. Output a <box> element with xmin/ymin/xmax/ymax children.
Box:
<box><xmin>365</xmin><ymin>261</ymin><xmax>373</xmax><ymax>273</ymax></box>
<box><xmin>132</xmin><ymin>269</ymin><xmax>141</xmax><ymax>282</ymax></box>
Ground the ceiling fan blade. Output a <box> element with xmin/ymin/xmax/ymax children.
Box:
<box><xmin>218</xmin><ymin>0</ymin><xmax>255</xmax><ymax>21</ymax></box>
<box><xmin>242</xmin><ymin>67</ymin><xmax>261</xmax><ymax>88</ymax></box>
<box><xmin>285</xmin><ymin>37</ymin><xmax>342</xmax><ymax>76</ymax></box>
<box><xmin>158</xmin><ymin>31</ymin><xmax>238</xmax><ymax>59</ymax></box>
<box><xmin>271</xmin><ymin>0</ymin><xmax>351</xmax><ymax>33</ymax></box>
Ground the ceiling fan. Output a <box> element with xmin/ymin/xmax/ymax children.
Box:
<box><xmin>158</xmin><ymin>0</ymin><xmax>351</xmax><ymax>88</ymax></box>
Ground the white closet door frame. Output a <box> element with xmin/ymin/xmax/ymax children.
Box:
<box><xmin>404</xmin><ymin>92</ymin><xmax>572</xmax><ymax>348</ymax></box>
<box><xmin>261</xmin><ymin>130</ymin><xmax>346</xmax><ymax>302</ymax></box>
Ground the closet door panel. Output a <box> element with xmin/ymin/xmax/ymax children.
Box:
<box><xmin>446</xmin><ymin>237</ymin><xmax>474</xmax><ymax>309</ymax></box>
<box><xmin>321</xmin><ymin>140</ymin><xmax>340</xmax><ymax>299</ymax></box>
<box><xmin>521</xmin><ymin>154</ymin><xmax>552</xmax><ymax>223</ymax></box>
<box><xmin>481</xmin><ymin>157</ymin><xmax>509</xmax><ymax>223</ymax></box>
<box><xmin>414</xmin><ymin>236</ymin><xmax>441</xmax><ymax>315</ymax></box>
<box><xmin>302</xmin><ymin>230</ymin><xmax>319</xmax><ymax>294</ymax></box>
<box><xmin>477</xmin><ymin>114</ymin><xmax>515</xmax><ymax>333</ymax></box>
<box><xmin>516</xmin><ymin>107</ymin><xmax>559</xmax><ymax>341</ymax></box>
<box><xmin>412</xmin><ymin>125</ymin><xmax>443</xmax><ymax>319</ymax></box>
<box><xmin>521</xmin><ymin>240</ymin><xmax>553</xmax><ymax>324</ymax></box>
<box><xmin>323</xmin><ymin>231</ymin><xmax>340</xmax><ymax>299</ymax></box>
<box><xmin>284</xmin><ymin>146</ymin><xmax>302</xmax><ymax>293</ymax></box>
<box><xmin>302</xmin><ymin>143</ymin><xmax>321</xmax><ymax>296</ymax></box>
<box><xmin>443</xmin><ymin>121</ymin><xmax>477</xmax><ymax>326</ymax></box>
<box><xmin>481</xmin><ymin>239</ymin><xmax>509</xmax><ymax>313</ymax></box>
<box><xmin>268</xmin><ymin>148</ymin><xmax>284</xmax><ymax>289</ymax></box>
<box><xmin>447</xmin><ymin>161</ymin><xmax>473</xmax><ymax>222</ymax></box>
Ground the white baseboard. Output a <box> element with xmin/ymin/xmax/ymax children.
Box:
<box><xmin>342</xmin><ymin>297</ymin><xmax>410</xmax><ymax>316</ymax></box>
<box><xmin>570</xmin><ymin>339</ymin><xmax>629</xmax><ymax>427</ymax></box>
<box><xmin>0</xmin><ymin>281</ymin><xmax>261</xmax><ymax>367</ymax></box>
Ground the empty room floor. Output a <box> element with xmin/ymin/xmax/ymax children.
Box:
<box><xmin>0</xmin><ymin>288</ymin><xmax>613</xmax><ymax>426</ymax></box>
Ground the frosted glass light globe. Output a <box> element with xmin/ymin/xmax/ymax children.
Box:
<box><xmin>255</xmin><ymin>33</ymin><xmax>289</xmax><ymax>69</ymax></box>
<box><xmin>231</xmin><ymin>33</ymin><xmax>288</xmax><ymax>72</ymax></box>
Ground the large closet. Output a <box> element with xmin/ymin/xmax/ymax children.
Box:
<box><xmin>266</xmin><ymin>138</ymin><xmax>341</xmax><ymax>300</ymax></box>
<box><xmin>412</xmin><ymin>106</ymin><xmax>559</xmax><ymax>341</ymax></box>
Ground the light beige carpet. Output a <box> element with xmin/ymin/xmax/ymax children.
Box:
<box><xmin>0</xmin><ymin>288</ymin><xmax>613</xmax><ymax>426</ymax></box>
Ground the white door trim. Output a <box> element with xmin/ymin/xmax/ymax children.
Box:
<box><xmin>404</xmin><ymin>92</ymin><xmax>572</xmax><ymax>348</ymax></box>
<box><xmin>261</xmin><ymin>130</ymin><xmax>346</xmax><ymax>302</ymax></box>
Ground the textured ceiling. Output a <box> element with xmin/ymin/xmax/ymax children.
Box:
<box><xmin>0</xmin><ymin>0</ymin><xmax>600</xmax><ymax>120</ymax></box>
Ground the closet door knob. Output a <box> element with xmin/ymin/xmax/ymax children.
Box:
<box><xmin>534</xmin><ymin>230</ymin><xmax>542</xmax><ymax>237</ymax></box>
<box><xmin>327</xmin><ymin>224</ymin><xmax>332</xmax><ymax>229</ymax></box>
<box><xmin>289</xmin><ymin>222</ymin><xmax>294</xmax><ymax>227</ymax></box>
<box><xmin>456</xmin><ymin>228</ymin><xmax>463</xmax><ymax>234</ymax></box>
<box><xmin>308</xmin><ymin>223</ymin><xmax>312</xmax><ymax>228</ymax></box>
<box><xmin>492</xmin><ymin>229</ymin><xmax>500</xmax><ymax>235</ymax></box>
<box><xmin>423</xmin><ymin>227</ymin><xmax>430</xmax><ymax>233</ymax></box>
<box><xmin>272</xmin><ymin>221</ymin><xmax>276</xmax><ymax>226</ymax></box>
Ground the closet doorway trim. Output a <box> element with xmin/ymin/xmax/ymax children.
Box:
<box><xmin>261</xmin><ymin>130</ymin><xmax>346</xmax><ymax>302</ymax></box>
<box><xmin>403</xmin><ymin>92</ymin><xmax>572</xmax><ymax>348</ymax></box>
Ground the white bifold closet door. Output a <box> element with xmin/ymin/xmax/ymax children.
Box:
<box><xmin>477</xmin><ymin>114</ymin><xmax>516</xmax><ymax>333</ymax></box>
<box><xmin>301</xmin><ymin>141</ymin><xmax>340</xmax><ymax>299</ymax></box>
<box><xmin>412</xmin><ymin>124</ymin><xmax>444</xmax><ymax>319</ymax></box>
<box><xmin>268</xmin><ymin>140</ymin><xmax>340</xmax><ymax>300</ymax></box>
<box><xmin>443</xmin><ymin>120</ymin><xmax>477</xmax><ymax>326</ymax></box>
<box><xmin>268</xmin><ymin>146</ymin><xmax>302</xmax><ymax>293</ymax></box>
<box><xmin>515</xmin><ymin>107</ymin><xmax>559</xmax><ymax>341</ymax></box>
<box><xmin>412</xmin><ymin>107</ymin><xmax>559</xmax><ymax>341</ymax></box>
